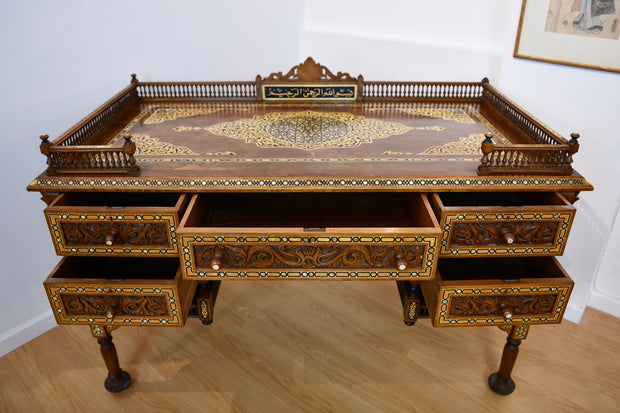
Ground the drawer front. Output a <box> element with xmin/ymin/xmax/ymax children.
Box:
<box><xmin>44</xmin><ymin>259</ymin><xmax>196</xmax><ymax>326</ymax></box>
<box><xmin>180</xmin><ymin>233</ymin><xmax>439</xmax><ymax>279</ymax></box>
<box><xmin>421</xmin><ymin>257</ymin><xmax>573</xmax><ymax>326</ymax></box>
<box><xmin>435</xmin><ymin>284</ymin><xmax>572</xmax><ymax>326</ymax></box>
<box><xmin>44</xmin><ymin>194</ymin><xmax>187</xmax><ymax>256</ymax></box>
<box><xmin>431</xmin><ymin>193</ymin><xmax>575</xmax><ymax>257</ymax></box>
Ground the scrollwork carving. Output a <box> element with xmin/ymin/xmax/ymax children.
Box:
<box><xmin>450</xmin><ymin>221</ymin><xmax>558</xmax><ymax>246</ymax></box>
<box><xmin>450</xmin><ymin>294</ymin><xmax>557</xmax><ymax>317</ymax></box>
<box><xmin>61</xmin><ymin>294</ymin><xmax>168</xmax><ymax>317</ymax></box>
<box><xmin>194</xmin><ymin>244</ymin><xmax>424</xmax><ymax>270</ymax></box>
<box><xmin>61</xmin><ymin>222</ymin><xmax>168</xmax><ymax>246</ymax></box>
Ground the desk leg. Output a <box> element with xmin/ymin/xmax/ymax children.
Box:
<box><xmin>196</xmin><ymin>281</ymin><xmax>221</xmax><ymax>325</ymax></box>
<box><xmin>91</xmin><ymin>325</ymin><xmax>131</xmax><ymax>393</ymax></box>
<box><xmin>396</xmin><ymin>281</ymin><xmax>421</xmax><ymax>325</ymax></box>
<box><xmin>488</xmin><ymin>325</ymin><xmax>529</xmax><ymax>395</ymax></box>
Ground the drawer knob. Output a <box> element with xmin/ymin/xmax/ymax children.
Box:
<box><xmin>106</xmin><ymin>308</ymin><xmax>116</xmax><ymax>320</ymax></box>
<box><xmin>104</xmin><ymin>229</ymin><xmax>118</xmax><ymax>246</ymax></box>
<box><xmin>500</xmin><ymin>228</ymin><xmax>515</xmax><ymax>245</ymax></box>
<box><xmin>396</xmin><ymin>259</ymin><xmax>407</xmax><ymax>271</ymax></box>
<box><xmin>502</xmin><ymin>308</ymin><xmax>513</xmax><ymax>320</ymax></box>
<box><xmin>211</xmin><ymin>258</ymin><xmax>222</xmax><ymax>271</ymax></box>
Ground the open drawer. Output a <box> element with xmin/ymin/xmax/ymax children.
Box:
<box><xmin>429</xmin><ymin>192</ymin><xmax>575</xmax><ymax>257</ymax></box>
<box><xmin>44</xmin><ymin>257</ymin><xmax>197</xmax><ymax>326</ymax></box>
<box><xmin>178</xmin><ymin>192</ymin><xmax>440</xmax><ymax>279</ymax></box>
<box><xmin>44</xmin><ymin>192</ymin><xmax>188</xmax><ymax>256</ymax></box>
<box><xmin>420</xmin><ymin>257</ymin><xmax>573</xmax><ymax>327</ymax></box>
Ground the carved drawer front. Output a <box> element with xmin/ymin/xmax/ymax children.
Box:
<box><xmin>44</xmin><ymin>193</ymin><xmax>188</xmax><ymax>256</ymax></box>
<box><xmin>178</xmin><ymin>192</ymin><xmax>440</xmax><ymax>279</ymax></box>
<box><xmin>44</xmin><ymin>257</ymin><xmax>196</xmax><ymax>326</ymax></box>
<box><xmin>430</xmin><ymin>192</ymin><xmax>575</xmax><ymax>257</ymax></box>
<box><xmin>420</xmin><ymin>257</ymin><xmax>573</xmax><ymax>327</ymax></box>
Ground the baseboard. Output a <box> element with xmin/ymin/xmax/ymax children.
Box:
<box><xmin>0</xmin><ymin>312</ymin><xmax>56</xmax><ymax>358</ymax></box>
<box><xmin>562</xmin><ymin>302</ymin><xmax>585</xmax><ymax>324</ymax></box>
<box><xmin>588</xmin><ymin>290</ymin><xmax>620</xmax><ymax>319</ymax></box>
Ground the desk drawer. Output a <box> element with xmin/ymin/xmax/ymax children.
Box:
<box><xmin>420</xmin><ymin>257</ymin><xmax>573</xmax><ymax>327</ymax></box>
<box><xmin>44</xmin><ymin>193</ymin><xmax>188</xmax><ymax>256</ymax></box>
<box><xmin>430</xmin><ymin>192</ymin><xmax>575</xmax><ymax>257</ymax></box>
<box><xmin>178</xmin><ymin>192</ymin><xmax>440</xmax><ymax>279</ymax></box>
<box><xmin>44</xmin><ymin>257</ymin><xmax>196</xmax><ymax>326</ymax></box>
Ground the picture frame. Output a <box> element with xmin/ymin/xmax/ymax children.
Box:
<box><xmin>514</xmin><ymin>0</ymin><xmax>620</xmax><ymax>73</ymax></box>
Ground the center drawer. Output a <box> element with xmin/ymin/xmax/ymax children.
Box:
<box><xmin>44</xmin><ymin>257</ymin><xmax>197</xmax><ymax>326</ymax></box>
<box><xmin>44</xmin><ymin>192</ymin><xmax>188</xmax><ymax>256</ymax></box>
<box><xmin>430</xmin><ymin>192</ymin><xmax>575</xmax><ymax>257</ymax></box>
<box><xmin>178</xmin><ymin>192</ymin><xmax>440</xmax><ymax>279</ymax></box>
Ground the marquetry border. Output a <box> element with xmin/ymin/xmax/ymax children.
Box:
<box><xmin>435</xmin><ymin>285</ymin><xmax>572</xmax><ymax>326</ymax></box>
<box><xmin>179</xmin><ymin>234</ymin><xmax>438</xmax><ymax>279</ymax></box>
<box><xmin>30</xmin><ymin>176</ymin><xmax>592</xmax><ymax>192</ymax></box>
<box><xmin>45</xmin><ymin>285</ymin><xmax>183</xmax><ymax>326</ymax></box>
<box><xmin>45</xmin><ymin>212</ymin><xmax>180</xmax><ymax>256</ymax></box>
<box><xmin>439</xmin><ymin>211</ymin><xmax>575</xmax><ymax>256</ymax></box>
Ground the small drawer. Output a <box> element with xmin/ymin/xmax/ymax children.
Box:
<box><xmin>420</xmin><ymin>257</ymin><xmax>573</xmax><ymax>327</ymax></box>
<box><xmin>44</xmin><ymin>192</ymin><xmax>188</xmax><ymax>256</ymax></box>
<box><xmin>44</xmin><ymin>257</ymin><xmax>197</xmax><ymax>326</ymax></box>
<box><xmin>430</xmin><ymin>192</ymin><xmax>575</xmax><ymax>257</ymax></box>
<box><xmin>178</xmin><ymin>192</ymin><xmax>441</xmax><ymax>280</ymax></box>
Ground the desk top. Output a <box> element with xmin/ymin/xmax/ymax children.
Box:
<box><xmin>28</xmin><ymin>59</ymin><xmax>592</xmax><ymax>193</ymax></box>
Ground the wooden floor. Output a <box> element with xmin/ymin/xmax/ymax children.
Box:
<box><xmin>1</xmin><ymin>281</ymin><xmax>619</xmax><ymax>412</ymax></box>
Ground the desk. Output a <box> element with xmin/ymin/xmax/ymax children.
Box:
<box><xmin>28</xmin><ymin>58</ymin><xmax>592</xmax><ymax>395</ymax></box>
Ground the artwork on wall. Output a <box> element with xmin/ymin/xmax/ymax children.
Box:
<box><xmin>514</xmin><ymin>0</ymin><xmax>620</xmax><ymax>73</ymax></box>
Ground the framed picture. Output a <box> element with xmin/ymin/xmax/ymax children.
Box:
<box><xmin>514</xmin><ymin>0</ymin><xmax>620</xmax><ymax>73</ymax></box>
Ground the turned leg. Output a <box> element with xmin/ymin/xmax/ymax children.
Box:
<box><xmin>91</xmin><ymin>325</ymin><xmax>131</xmax><ymax>392</ymax></box>
<box><xmin>196</xmin><ymin>281</ymin><xmax>221</xmax><ymax>325</ymax></box>
<box><xmin>488</xmin><ymin>325</ymin><xmax>529</xmax><ymax>395</ymax></box>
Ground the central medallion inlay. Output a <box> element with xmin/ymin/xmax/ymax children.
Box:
<box><xmin>205</xmin><ymin>110</ymin><xmax>413</xmax><ymax>150</ymax></box>
<box><xmin>267</xmin><ymin>113</ymin><xmax>351</xmax><ymax>146</ymax></box>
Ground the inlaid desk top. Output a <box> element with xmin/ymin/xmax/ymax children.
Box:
<box><xmin>28</xmin><ymin>59</ymin><xmax>591</xmax><ymax>193</ymax></box>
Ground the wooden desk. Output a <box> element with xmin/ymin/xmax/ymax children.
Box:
<box><xmin>28</xmin><ymin>58</ymin><xmax>592</xmax><ymax>395</ymax></box>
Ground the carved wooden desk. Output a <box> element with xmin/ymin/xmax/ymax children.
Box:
<box><xmin>28</xmin><ymin>58</ymin><xmax>592</xmax><ymax>395</ymax></box>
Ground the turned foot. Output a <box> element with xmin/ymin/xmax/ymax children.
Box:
<box><xmin>488</xmin><ymin>372</ymin><xmax>515</xmax><ymax>395</ymax></box>
<box><xmin>104</xmin><ymin>369</ymin><xmax>132</xmax><ymax>393</ymax></box>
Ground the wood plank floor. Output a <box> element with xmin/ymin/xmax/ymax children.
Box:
<box><xmin>1</xmin><ymin>281</ymin><xmax>619</xmax><ymax>412</ymax></box>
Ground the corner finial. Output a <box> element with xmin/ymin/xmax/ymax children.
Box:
<box><xmin>131</xmin><ymin>74</ymin><xmax>138</xmax><ymax>83</ymax></box>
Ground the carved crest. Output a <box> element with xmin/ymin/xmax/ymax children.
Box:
<box><xmin>261</xmin><ymin>57</ymin><xmax>359</xmax><ymax>82</ymax></box>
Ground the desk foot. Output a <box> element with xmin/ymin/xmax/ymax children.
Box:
<box><xmin>96</xmin><ymin>330</ymin><xmax>131</xmax><ymax>393</ymax></box>
<box><xmin>488</xmin><ymin>372</ymin><xmax>515</xmax><ymax>395</ymax></box>
<box><xmin>104</xmin><ymin>369</ymin><xmax>132</xmax><ymax>393</ymax></box>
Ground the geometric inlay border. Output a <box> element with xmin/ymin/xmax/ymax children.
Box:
<box><xmin>45</xmin><ymin>212</ymin><xmax>180</xmax><ymax>256</ymax></box>
<box><xmin>46</xmin><ymin>285</ymin><xmax>181</xmax><ymax>326</ymax></box>
<box><xmin>436</xmin><ymin>284</ymin><xmax>572</xmax><ymax>326</ymax></box>
<box><xmin>179</xmin><ymin>234</ymin><xmax>438</xmax><ymax>279</ymax></box>
<box><xmin>440</xmin><ymin>211</ymin><xmax>574</xmax><ymax>256</ymax></box>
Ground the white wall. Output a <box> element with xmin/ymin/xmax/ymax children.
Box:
<box><xmin>0</xmin><ymin>0</ymin><xmax>304</xmax><ymax>357</ymax></box>
<box><xmin>300</xmin><ymin>0</ymin><xmax>620</xmax><ymax>322</ymax></box>
<box><xmin>2</xmin><ymin>0</ymin><xmax>618</xmax><ymax>356</ymax></box>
